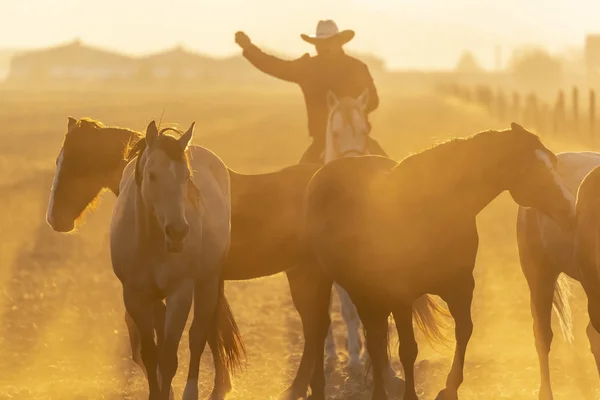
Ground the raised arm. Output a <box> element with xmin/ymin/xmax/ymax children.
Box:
<box><xmin>235</xmin><ymin>31</ymin><xmax>308</xmax><ymax>83</ymax></box>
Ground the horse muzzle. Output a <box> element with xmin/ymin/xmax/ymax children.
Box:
<box><xmin>46</xmin><ymin>212</ymin><xmax>75</xmax><ymax>233</ymax></box>
<box><xmin>164</xmin><ymin>221</ymin><xmax>189</xmax><ymax>253</ymax></box>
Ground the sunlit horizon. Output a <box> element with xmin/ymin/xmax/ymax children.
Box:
<box><xmin>1</xmin><ymin>0</ymin><xmax>599</xmax><ymax>69</ymax></box>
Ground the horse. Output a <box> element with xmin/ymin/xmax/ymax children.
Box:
<box><xmin>302</xmin><ymin>123</ymin><xmax>576</xmax><ymax>399</ymax></box>
<box><xmin>517</xmin><ymin>151</ymin><xmax>600</xmax><ymax>399</ymax></box>
<box><xmin>320</xmin><ymin>89</ymin><xmax>400</xmax><ymax>387</ymax></box>
<box><xmin>110</xmin><ymin>120</ymin><xmax>244</xmax><ymax>400</ymax></box>
<box><xmin>45</xmin><ymin>116</ymin><xmax>441</xmax><ymax>399</ymax></box>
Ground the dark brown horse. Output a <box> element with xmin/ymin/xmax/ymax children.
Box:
<box><xmin>303</xmin><ymin>123</ymin><xmax>576</xmax><ymax>399</ymax></box>
<box><xmin>517</xmin><ymin>151</ymin><xmax>600</xmax><ymax>400</ymax></box>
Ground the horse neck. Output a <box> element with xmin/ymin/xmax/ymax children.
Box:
<box><xmin>389</xmin><ymin>138</ymin><xmax>506</xmax><ymax>217</ymax></box>
<box><xmin>103</xmin><ymin>127</ymin><xmax>141</xmax><ymax>195</ymax></box>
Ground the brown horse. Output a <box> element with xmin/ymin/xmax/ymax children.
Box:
<box><xmin>303</xmin><ymin>123</ymin><xmax>576</xmax><ymax>399</ymax></box>
<box><xmin>517</xmin><ymin>151</ymin><xmax>600</xmax><ymax>400</ymax></box>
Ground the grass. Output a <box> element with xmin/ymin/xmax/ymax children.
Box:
<box><xmin>0</xmin><ymin>88</ymin><xmax>598</xmax><ymax>399</ymax></box>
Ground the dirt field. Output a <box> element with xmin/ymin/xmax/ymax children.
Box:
<box><xmin>0</xmin><ymin>88</ymin><xmax>598</xmax><ymax>399</ymax></box>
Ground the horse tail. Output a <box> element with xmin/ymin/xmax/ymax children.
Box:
<box><xmin>412</xmin><ymin>294</ymin><xmax>452</xmax><ymax>349</ymax></box>
<box><xmin>552</xmin><ymin>273</ymin><xmax>574</xmax><ymax>343</ymax></box>
<box><xmin>362</xmin><ymin>294</ymin><xmax>450</xmax><ymax>381</ymax></box>
<box><xmin>209</xmin><ymin>279</ymin><xmax>246</xmax><ymax>375</ymax></box>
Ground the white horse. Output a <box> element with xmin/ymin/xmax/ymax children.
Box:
<box><xmin>517</xmin><ymin>151</ymin><xmax>600</xmax><ymax>400</ymax></box>
<box><xmin>321</xmin><ymin>90</ymin><xmax>401</xmax><ymax>387</ymax></box>
<box><xmin>110</xmin><ymin>121</ymin><xmax>243</xmax><ymax>400</ymax></box>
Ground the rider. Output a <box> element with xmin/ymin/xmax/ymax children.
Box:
<box><xmin>234</xmin><ymin>20</ymin><xmax>388</xmax><ymax>164</ymax></box>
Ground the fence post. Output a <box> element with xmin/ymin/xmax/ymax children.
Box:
<box><xmin>572</xmin><ymin>86</ymin><xmax>579</xmax><ymax>134</ymax></box>
<box><xmin>554</xmin><ymin>90</ymin><xmax>566</xmax><ymax>137</ymax></box>
<box><xmin>591</xmin><ymin>89</ymin><xmax>596</xmax><ymax>143</ymax></box>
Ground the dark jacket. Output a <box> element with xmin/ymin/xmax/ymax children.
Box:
<box><xmin>242</xmin><ymin>44</ymin><xmax>379</xmax><ymax>139</ymax></box>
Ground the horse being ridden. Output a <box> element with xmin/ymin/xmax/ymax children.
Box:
<box><xmin>303</xmin><ymin>123</ymin><xmax>575</xmax><ymax>399</ymax></box>
<box><xmin>110</xmin><ymin>121</ymin><xmax>243</xmax><ymax>400</ymax></box>
<box><xmin>319</xmin><ymin>89</ymin><xmax>399</xmax><ymax>386</ymax></box>
<box><xmin>517</xmin><ymin>151</ymin><xmax>600</xmax><ymax>400</ymax></box>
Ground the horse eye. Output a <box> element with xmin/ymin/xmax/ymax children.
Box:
<box><xmin>149</xmin><ymin>172</ymin><xmax>157</xmax><ymax>182</ymax></box>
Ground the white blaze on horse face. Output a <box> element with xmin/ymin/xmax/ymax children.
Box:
<box><xmin>46</xmin><ymin>148</ymin><xmax>65</xmax><ymax>226</ymax></box>
<box><xmin>169</xmin><ymin>160</ymin><xmax>177</xmax><ymax>179</ymax></box>
<box><xmin>325</xmin><ymin>112</ymin><xmax>345</xmax><ymax>163</ymax></box>
<box><xmin>535</xmin><ymin>149</ymin><xmax>575</xmax><ymax>210</ymax></box>
<box><xmin>325</xmin><ymin>106</ymin><xmax>368</xmax><ymax>163</ymax></box>
<box><xmin>352</xmin><ymin>109</ymin><xmax>368</xmax><ymax>135</ymax></box>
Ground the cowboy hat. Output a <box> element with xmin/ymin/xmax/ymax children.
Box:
<box><xmin>300</xmin><ymin>20</ymin><xmax>355</xmax><ymax>45</ymax></box>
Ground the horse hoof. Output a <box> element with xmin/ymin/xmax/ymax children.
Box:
<box><xmin>385</xmin><ymin>375</ymin><xmax>405</xmax><ymax>397</ymax></box>
<box><xmin>206</xmin><ymin>391</ymin><xmax>226</xmax><ymax>400</ymax></box>
<box><xmin>278</xmin><ymin>387</ymin><xmax>307</xmax><ymax>400</ymax></box>
<box><xmin>325</xmin><ymin>356</ymin><xmax>338</xmax><ymax>374</ymax></box>
<box><xmin>436</xmin><ymin>389</ymin><xmax>458</xmax><ymax>400</ymax></box>
<box><xmin>182</xmin><ymin>381</ymin><xmax>198</xmax><ymax>400</ymax></box>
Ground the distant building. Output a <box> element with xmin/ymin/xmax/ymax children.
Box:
<box><xmin>6</xmin><ymin>39</ymin><xmax>136</xmax><ymax>86</ymax></box>
<box><xmin>586</xmin><ymin>34</ymin><xmax>600</xmax><ymax>87</ymax></box>
<box><xmin>138</xmin><ymin>45</ymin><xmax>209</xmax><ymax>82</ymax></box>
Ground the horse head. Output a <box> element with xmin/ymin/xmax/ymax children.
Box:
<box><xmin>324</xmin><ymin>89</ymin><xmax>370</xmax><ymax>163</ymax></box>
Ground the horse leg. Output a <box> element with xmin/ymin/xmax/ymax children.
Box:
<box><xmin>335</xmin><ymin>283</ymin><xmax>364</xmax><ymax>376</ymax></box>
<box><xmin>527</xmin><ymin>272</ymin><xmax>558</xmax><ymax>400</ymax></box>
<box><xmin>358</xmin><ymin>305</ymin><xmax>390</xmax><ymax>400</ymax></box>
<box><xmin>586</xmin><ymin>293</ymin><xmax>600</xmax><ymax>378</ymax></box>
<box><xmin>436</xmin><ymin>275</ymin><xmax>475</xmax><ymax>400</ymax></box>
<box><xmin>124</xmin><ymin>290</ymin><xmax>160</xmax><ymax>400</ymax></box>
<box><xmin>183</xmin><ymin>277</ymin><xmax>231</xmax><ymax>400</ymax></box>
<box><xmin>392</xmin><ymin>305</ymin><xmax>419</xmax><ymax>400</ymax></box>
<box><xmin>324</xmin><ymin>294</ymin><xmax>338</xmax><ymax>373</ymax></box>
<box><xmin>279</xmin><ymin>265</ymin><xmax>332</xmax><ymax>400</ymax></box>
<box><xmin>125</xmin><ymin>310</ymin><xmax>148</xmax><ymax>378</ymax></box>
<box><xmin>158</xmin><ymin>280</ymin><xmax>195</xmax><ymax>400</ymax></box>
<box><xmin>125</xmin><ymin>301</ymin><xmax>174</xmax><ymax>398</ymax></box>
<box><xmin>154</xmin><ymin>300</ymin><xmax>167</xmax><ymax>348</ymax></box>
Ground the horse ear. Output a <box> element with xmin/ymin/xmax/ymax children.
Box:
<box><xmin>146</xmin><ymin>120</ymin><xmax>159</xmax><ymax>148</ymax></box>
<box><xmin>67</xmin><ymin>116</ymin><xmax>77</xmax><ymax>131</ymax></box>
<box><xmin>180</xmin><ymin>122</ymin><xmax>195</xmax><ymax>151</ymax></box>
<box><xmin>357</xmin><ymin>89</ymin><xmax>369</xmax><ymax>110</ymax></box>
<box><xmin>511</xmin><ymin>122</ymin><xmax>525</xmax><ymax>132</ymax></box>
<box><xmin>326</xmin><ymin>91</ymin><xmax>339</xmax><ymax>110</ymax></box>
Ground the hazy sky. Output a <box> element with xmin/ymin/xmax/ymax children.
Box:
<box><xmin>1</xmin><ymin>0</ymin><xmax>598</xmax><ymax>69</ymax></box>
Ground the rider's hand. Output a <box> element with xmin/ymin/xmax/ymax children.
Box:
<box><xmin>235</xmin><ymin>31</ymin><xmax>252</xmax><ymax>50</ymax></box>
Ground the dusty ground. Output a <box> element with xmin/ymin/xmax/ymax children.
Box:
<box><xmin>0</xmin><ymin>89</ymin><xmax>598</xmax><ymax>399</ymax></box>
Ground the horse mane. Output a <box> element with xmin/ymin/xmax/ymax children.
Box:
<box><xmin>73</xmin><ymin>117</ymin><xmax>105</xmax><ymax>131</ymax></box>
<box><xmin>389</xmin><ymin>128</ymin><xmax>542</xmax><ymax>194</ymax></box>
